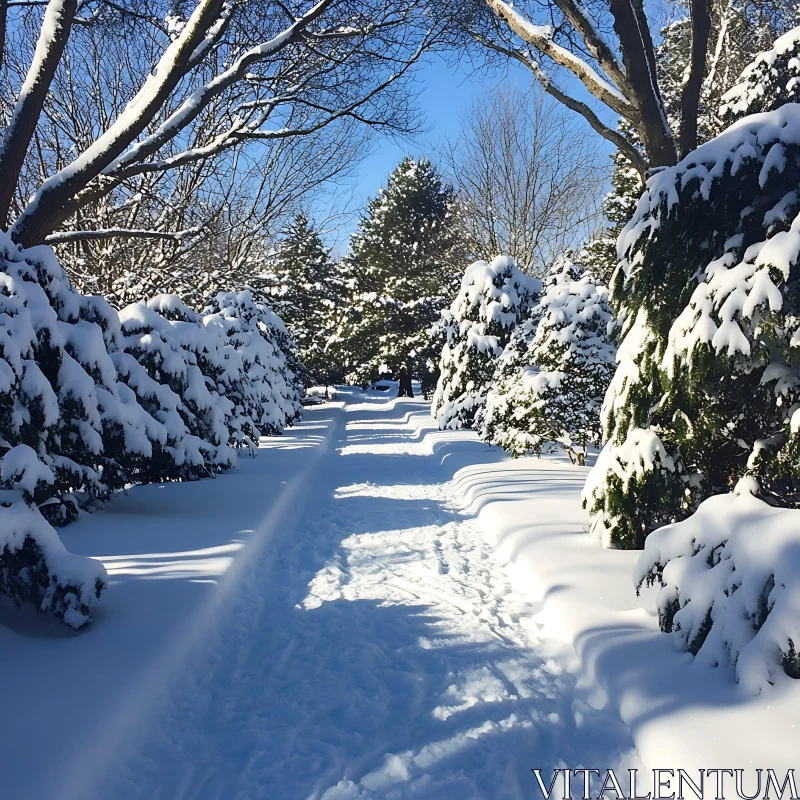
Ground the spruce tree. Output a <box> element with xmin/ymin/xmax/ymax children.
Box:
<box><xmin>335</xmin><ymin>157</ymin><xmax>469</xmax><ymax>394</ymax></box>
<box><xmin>583</xmin><ymin>97</ymin><xmax>800</xmax><ymax>548</ymax></box>
<box><xmin>480</xmin><ymin>255</ymin><xmax>615</xmax><ymax>464</ymax></box>
<box><xmin>271</xmin><ymin>213</ymin><xmax>340</xmax><ymax>387</ymax></box>
<box><xmin>432</xmin><ymin>255</ymin><xmax>540</xmax><ymax>430</ymax></box>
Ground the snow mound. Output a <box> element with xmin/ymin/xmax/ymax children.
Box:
<box><xmin>635</xmin><ymin>487</ymin><xmax>800</xmax><ymax>694</ymax></box>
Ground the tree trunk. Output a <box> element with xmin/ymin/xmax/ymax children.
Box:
<box><xmin>609</xmin><ymin>0</ymin><xmax>678</xmax><ymax>169</ymax></box>
<box><xmin>678</xmin><ymin>0</ymin><xmax>712</xmax><ymax>157</ymax></box>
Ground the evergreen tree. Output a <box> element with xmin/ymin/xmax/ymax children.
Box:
<box><xmin>480</xmin><ymin>255</ymin><xmax>616</xmax><ymax>464</ymax></box>
<box><xmin>580</xmin><ymin>142</ymin><xmax>643</xmax><ymax>286</ymax></box>
<box><xmin>719</xmin><ymin>26</ymin><xmax>800</xmax><ymax>122</ymax></box>
<box><xmin>432</xmin><ymin>255</ymin><xmax>540</xmax><ymax>430</ymax></box>
<box><xmin>271</xmin><ymin>213</ymin><xmax>340</xmax><ymax>387</ymax></box>
<box><xmin>334</xmin><ymin>157</ymin><xmax>469</xmax><ymax>394</ymax></box>
<box><xmin>583</xmin><ymin>97</ymin><xmax>800</xmax><ymax>549</ymax></box>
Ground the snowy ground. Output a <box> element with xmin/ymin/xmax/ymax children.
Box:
<box><xmin>2</xmin><ymin>389</ymin><xmax>796</xmax><ymax>799</ymax></box>
<box><xmin>0</xmin><ymin>390</ymin><xmax>633</xmax><ymax>799</ymax></box>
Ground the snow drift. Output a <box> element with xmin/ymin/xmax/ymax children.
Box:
<box><xmin>636</xmin><ymin>478</ymin><xmax>800</xmax><ymax>694</ymax></box>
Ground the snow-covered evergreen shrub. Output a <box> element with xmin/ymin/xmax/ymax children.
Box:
<box><xmin>0</xmin><ymin>491</ymin><xmax>107</xmax><ymax>627</ymax></box>
<box><xmin>635</xmin><ymin>477</ymin><xmax>800</xmax><ymax>693</ymax></box>
<box><xmin>584</xmin><ymin>102</ymin><xmax>800</xmax><ymax>548</ymax></box>
<box><xmin>475</xmin><ymin>313</ymin><xmax>540</xmax><ymax>445</ymax></box>
<box><xmin>117</xmin><ymin>296</ymin><xmax>237</xmax><ymax>475</ymax></box>
<box><xmin>720</xmin><ymin>26</ymin><xmax>800</xmax><ymax>123</ymax></box>
<box><xmin>204</xmin><ymin>290</ymin><xmax>303</xmax><ymax>435</ymax></box>
<box><xmin>432</xmin><ymin>256</ymin><xmax>539</xmax><ymax>430</ymax></box>
<box><xmin>480</xmin><ymin>256</ymin><xmax>615</xmax><ymax>464</ymax></box>
<box><xmin>0</xmin><ymin>234</ymin><xmax>168</xmax><ymax>524</ymax></box>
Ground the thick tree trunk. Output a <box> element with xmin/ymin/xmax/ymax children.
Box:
<box><xmin>397</xmin><ymin>367</ymin><xmax>414</xmax><ymax>398</ymax></box>
<box><xmin>609</xmin><ymin>0</ymin><xmax>677</xmax><ymax>168</ymax></box>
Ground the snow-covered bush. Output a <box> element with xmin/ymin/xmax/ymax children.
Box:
<box><xmin>475</xmin><ymin>313</ymin><xmax>540</xmax><ymax>445</ymax></box>
<box><xmin>0</xmin><ymin>234</ymin><xmax>169</xmax><ymax>524</ymax></box>
<box><xmin>432</xmin><ymin>255</ymin><xmax>539</xmax><ymax>430</ymax></box>
<box><xmin>480</xmin><ymin>256</ymin><xmax>615</xmax><ymax>464</ymax></box>
<box><xmin>584</xmin><ymin>102</ymin><xmax>800</xmax><ymax>548</ymax></box>
<box><xmin>720</xmin><ymin>26</ymin><xmax>800</xmax><ymax>123</ymax></box>
<box><xmin>117</xmin><ymin>296</ymin><xmax>237</xmax><ymax>475</ymax></box>
<box><xmin>204</xmin><ymin>290</ymin><xmax>303</xmax><ymax>432</ymax></box>
<box><xmin>0</xmin><ymin>229</ymin><xmax>305</xmax><ymax>624</ymax></box>
<box><xmin>0</xmin><ymin>492</ymin><xmax>107</xmax><ymax>627</ymax></box>
<box><xmin>635</xmin><ymin>478</ymin><xmax>800</xmax><ymax>694</ymax></box>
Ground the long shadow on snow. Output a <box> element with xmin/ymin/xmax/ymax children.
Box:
<box><xmin>122</xmin><ymin>596</ymin><xmax>634</xmax><ymax>800</ymax></box>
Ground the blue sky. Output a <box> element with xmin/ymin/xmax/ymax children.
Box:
<box><xmin>321</xmin><ymin>52</ymin><xmax>615</xmax><ymax>256</ymax></box>
<box><xmin>322</xmin><ymin>53</ymin><xmax>529</xmax><ymax>254</ymax></box>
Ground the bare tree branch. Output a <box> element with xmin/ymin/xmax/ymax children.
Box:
<box><xmin>473</xmin><ymin>34</ymin><xmax>648</xmax><ymax>176</ymax></box>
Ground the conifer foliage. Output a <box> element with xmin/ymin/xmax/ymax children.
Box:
<box><xmin>0</xmin><ymin>229</ymin><xmax>302</xmax><ymax>626</ymax></box>
<box><xmin>583</xmin><ymin>101</ymin><xmax>800</xmax><ymax>549</ymax></box>
<box><xmin>335</xmin><ymin>157</ymin><xmax>468</xmax><ymax>393</ymax></box>
<box><xmin>480</xmin><ymin>256</ymin><xmax>615</xmax><ymax>464</ymax></box>
<box><xmin>432</xmin><ymin>255</ymin><xmax>539</xmax><ymax>430</ymax></box>
<box><xmin>720</xmin><ymin>26</ymin><xmax>800</xmax><ymax>122</ymax></box>
<box><xmin>271</xmin><ymin>213</ymin><xmax>341</xmax><ymax>387</ymax></box>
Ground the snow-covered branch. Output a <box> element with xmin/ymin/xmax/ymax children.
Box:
<box><xmin>10</xmin><ymin>0</ymin><xmax>227</xmax><ymax>246</ymax></box>
<box><xmin>473</xmin><ymin>34</ymin><xmax>647</xmax><ymax>177</ymax></box>
<box><xmin>477</xmin><ymin>0</ymin><xmax>680</xmax><ymax>169</ymax></box>
<box><xmin>0</xmin><ymin>0</ymin><xmax>78</xmax><ymax>226</ymax></box>
<box><xmin>483</xmin><ymin>0</ymin><xmax>632</xmax><ymax>117</ymax></box>
<box><xmin>45</xmin><ymin>226</ymin><xmax>203</xmax><ymax>243</ymax></box>
<box><xmin>4</xmin><ymin>0</ymin><xmax>437</xmax><ymax>248</ymax></box>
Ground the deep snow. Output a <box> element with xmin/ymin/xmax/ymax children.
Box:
<box><xmin>2</xmin><ymin>389</ymin><xmax>796</xmax><ymax>799</ymax></box>
<box><xmin>0</xmin><ymin>390</ymin><xmax>636</xmax><ymax>799</ymax></box>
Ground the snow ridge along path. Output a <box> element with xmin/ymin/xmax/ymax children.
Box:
<box><xmin>82</xmin><ymin>392</ymin><xmax>634</xmax><ymax>799</ymax></box>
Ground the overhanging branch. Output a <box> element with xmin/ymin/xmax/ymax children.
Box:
<box><xmin>45</xmin><ymin>226</ymin><xmax>202</xmax><ymax>243</ymax></box>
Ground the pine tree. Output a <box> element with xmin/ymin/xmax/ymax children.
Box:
<box><xmin>432</xmin><ymin>255</ymin><xmax>540</xmax><ymax>430</ymax></box>
<box><xmin>271</xmin><ymin>213</ymin><xmax>340</xmax><ymax>387</ymax></box>
<box><xmin>334</xmin><ymin>157</ymin><xmax>469</xmax><ymax>394</ymax></box>
<box><xmin>480</xmin><ymin>255</ymin><xmax>616</xmax><ymax>464</ymax></box>
<box><xmin>580</xmin><ymin>142</ymin><xmax>643</xmax><ymax>286</ymax></box>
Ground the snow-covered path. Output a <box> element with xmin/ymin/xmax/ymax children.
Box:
<box><xmin>77</xmin><ymin>393</ymin><xmax>632</xmax><ymax>799</ymax></box>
